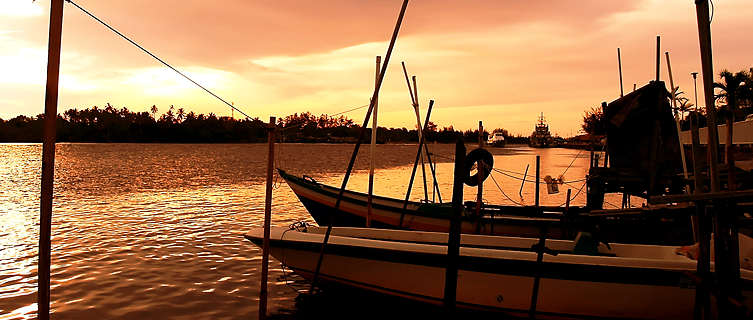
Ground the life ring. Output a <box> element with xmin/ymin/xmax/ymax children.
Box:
<box><xmin>464</xmin><ymin>148</ymin><xmax>494</xmax><ymax>186</ymax></box>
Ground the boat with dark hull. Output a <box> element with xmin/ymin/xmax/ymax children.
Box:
<box><xmin>279</xmin><ymin>169</ymin><xmax>695</xmax><ymax>245</ymax></box>
<box><xmin>529</xmin><ymin>113</ymin><xmax>554</xmax><ymax>148</ymax></box>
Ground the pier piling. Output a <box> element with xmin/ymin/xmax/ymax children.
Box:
<box><xmin>39</xmin><ymin>1</ymin><xmax>65</xmax><ymax>319</ymax></box>
<box><xmin>535</xmin><ymin>155</ymin><xmax>540</xmax><ymax>207</ymax></box>
<box><xmin>259</xmin><ymin>116</ymin><xmax>276</xmax><ymax>320</ymax></box>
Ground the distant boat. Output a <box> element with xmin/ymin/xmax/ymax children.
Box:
<box><xmin>529</xmin><ymin>113</ymin><xmax>554</xmax><ymax>148</ymax></box>
<box><xmin>486</xmin><ymin>132</ymin><xmax>506</xmax><ymax>147</ymax></box>
<box><xmin>245</xmin><ymin>226</ymin><xmax>753</xmax><ymax>318</ymax></box>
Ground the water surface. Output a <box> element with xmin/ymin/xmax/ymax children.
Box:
<box><xmin>0</xmin><ymin>143</ymin><xmax>624</xmax><ymax>319</ymax></box>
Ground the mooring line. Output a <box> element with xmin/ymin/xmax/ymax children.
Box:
<box><xmin>65</xmin><ymin>0</ymin><xmax>253</xmax><ymax>120</ymax></box>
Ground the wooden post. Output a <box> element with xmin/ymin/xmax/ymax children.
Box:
<box><xmin>617</xmin><ymin>47</ymin><xmax>624</xmax><ymax>97</ymax></box>
<box><xmin>475</xmin><ymin>121</ymin><xmax>484</xmax><ymax>219</ymax></box>
<box><xmin>39</xmin><ymin>1</ymin><xmax>65</xmax><ymax>319</ymax></box>
<box><xmin>367</xmin><ymin>56</ymin><xmax>381</xmax><ymax>227</ymax></box>
<box><xmin>691</xmin><ymin>112</ymin><xmax>709</xmax><ymax>320</ymax></box>
<box><xmin>695</xmin><ymin>1</ymin><xmax>738</xmax><ymax>317</ymax></box>
<box><xmin>535</xmin><ymin>155</ymin><xmax>540</xmax><ymax>207</ymax></box>
<box><xmin>656</xmin><ymin>36</ymin><xmax>661</xmax><ymax>82</ymax></box>
<box><xmin>310</xmin><ymin>0</ymin><xmax>409</xmax><ymax>292</ymax></box>
<box><xmin>601</xmin><ymin>102</ymin><xmax>609</xmax><ymax>167</ymax></box>
<box><xmin>666</xmin><ymin>52</ymin><xmax>691</xmax><ymax>196</ymax></box>
<box><xmin>695</xmin><ymin>0</ymin><xmax>721</xmax><ymax>191</ymax></box>
<box><xmin>444</xmin><ymin>138</ymin><xmax>465</xmax><ymax>311</ymax></box>
<box><xmin>633</xmin><ymin>83</ymin><xmax>637</xmax><ymax>92</ymax></box>
<box><xmin>259</xmin><ymin>116</ymin><xmax>276</xmax><ymax>320</ymax></box>
<box><xmin>399</xmin><ymin>100</ymin><xmax>435</xmax><ymax>227</ymax></box>
<box><xmin>519</xmin><ymin>164</ymin><xmax>529</xmax><ymax>197</ymax></box>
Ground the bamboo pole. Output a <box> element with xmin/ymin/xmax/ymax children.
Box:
<box><xmin>39</xmin><ymin>1</ymin><xmax>65</xmax><ymax>319</ymax></box>
<box><xmin>617</xmin><ymin>48</ymin><xmax>624</xmax><ymax>97</ymax></box>
<box><xmin>695</xmin><ymin>0</ymin><xmax>720</xmax><ymax>191</ymax></box>
<box><xmin>413</xmin><ymin>76</ymin><xmax>429</xmax><ymax>202</ymax></box>
<box><xmin>367</xmin><ymin>56</ymin><xmax>381</xmax><ymax>227</ymax></box>
<box><xmin>401</xmin><ymin>62</ymin><xmax>441</xmax><ymax>202</ymax></box>
<box><xmin>309</xmin><ymin>0</ymin><xmax>409</xmax><ymax>292</ymax></box>
<box><xmin>444</xmin><ymin>138</ymin><xmax>465</xmax><ymax>311</ymax></box>
<box><xmin>399</xmin><ymin>100</ymin><xmax>435</xmax><ymax>227</ymax></box>
<box><xmin>665</xmin><ymin>52</ymin><xmax>690</xmax><ymax>192</ymax></box>
<box><xmin>259</xmin><ymin>116</ymin><xmax>276</xmax><ymax>320</ymax></box>
<box><xmin>695</xmin><ymin>1</ymin><xmax>737</xmax><ymax>317</ymax></box>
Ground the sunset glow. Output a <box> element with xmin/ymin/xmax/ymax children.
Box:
<box><xmin>1</xmin><ymin>0</ymin><xmax>752</xmax><ymax>136</ymax></box>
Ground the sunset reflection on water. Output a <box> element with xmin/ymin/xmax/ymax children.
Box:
<box><xmin>0</xmin><ymin>143</ymin><xmax>631</xmax><ymax>319</ymax></box>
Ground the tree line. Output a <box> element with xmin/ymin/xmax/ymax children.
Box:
<box><xmin>0</xmin><ymin>104</ymin><xmax>520</xmax><ymax>144</ymax></box>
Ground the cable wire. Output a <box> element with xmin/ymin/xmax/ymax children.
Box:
<box><xmin>65</xmin><ymin>0</ymin><xmax>253</xmax><ymax>119</ymax></box>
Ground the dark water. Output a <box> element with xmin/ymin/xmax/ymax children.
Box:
<box><xmin>0</xmin><ymin>143</ymin><xmax>627</xmax><ymax>319</ymax></box>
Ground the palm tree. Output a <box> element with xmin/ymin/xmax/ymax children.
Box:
<box><xmin>177</xmin><ymin>108</ymin><xmax>186</xmax><ymax>123</ymax></box>
<box><xmin>714</xmin><ymin>69</ymin><xmax>751</xmax><ymax>184</ymax></box>
<box><xmin>150</xmin><ymin>105</ymin><xmax>158</xmax><ymax>120</ymax></box>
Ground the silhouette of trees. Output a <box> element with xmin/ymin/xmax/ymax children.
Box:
<box><xmin>581</xmin><ymin>106</ymin><xmax>606</xmax><ymax>135</ymax></box>
<box><xmin>0</xmin><ymin>104</ymin><xmax>491</xmax><ymax>143</ymax></box>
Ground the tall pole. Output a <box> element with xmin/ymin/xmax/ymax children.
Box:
<box><xmin>695</xmin><ymin>0</ymin><xmax>720</xmax><ymax>191</ymax></box>
<box><xmin>310</xmin><ymin>0</ymin><xmax>410</xmax><ymax>292</ymax></box>
<box><xmin>617</xmin><ymin>48</ymin><xmax>624</xmax><ymax>97</ymax></box>
<box><xmin>367</xmin><ymin>56</ymin><xmax>381</xmax><ymax>227</ymax></box>
<box><xmin>413</xmin><ymin>75</ymin><xmax>429</xmax><ymax>202</ymax></box>
<box><xmin>259</xmin><ymin>116</ymin><xmax>276</xmax><ymax>320</ymax></box>
<box><xmin>695</xmin><ymin>1</ymin><xmax>736</xmax><ymax>318</ymax></box>
<box><xmin>39</xmin><ymin>1</ymin><xmax>65</xmax><ymax>319</ymax></box>
<box><xmin>665</xmin><ymin>52</ymin><xmax>690</xmax><ymax>191</ymax></box>
<box><xmin>656</xmin><ymin>36</ymin><xmax>661</xmax><ymax>81</ymax></box>
<box><xmin>475</xmin><ymin>121</ymin><xmax>484</xmax><ymax>219</ymax></box>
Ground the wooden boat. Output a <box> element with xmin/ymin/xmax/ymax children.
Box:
<box><xmin>279</xmin><ymin>169</ymin><xmax>696</xmax><ymax>245</ymax></box>
<box><xmin>245</xmin><ymin>226</ymin><xmax>753</xmax><ymax>319</ymax></box>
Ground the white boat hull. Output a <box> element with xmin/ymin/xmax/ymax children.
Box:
<box><xmin>246</xmin><ymin>227</ymin><xmax>753</xmax><ymax>319</ymax></box>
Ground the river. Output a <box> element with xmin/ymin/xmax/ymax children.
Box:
<box><xmin>1</xmin><ymin>143</ymin><xmax>625</xmax><ymax>319</ymax></box>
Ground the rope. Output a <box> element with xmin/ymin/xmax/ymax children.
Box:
<box><xmin>560</xmin><ymin>148</ymin><xmax>584</xmax><ymax>178</ymax></box>
<box><xmin>65</xmin><ymin>0</ymin><xmax>253</xmax><ymax>120</ymax></box>
<box><xmin>488</xmin><ymin>172</ymin><xmax>525</xmax><ymax>206</ymax></box>
<box><xmin>556</xmin><ymin>180</ymin><xmax>587</xmax><ymax>207</ymax></box>
<box><xmin>329</xmin><ymin>104</ymin><xmax>369</xmax><ymax>117</ymax></box>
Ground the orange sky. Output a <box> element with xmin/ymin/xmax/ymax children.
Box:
<box><xmin>1</xmin><ymin>0</ymin><xmax>751</xmax><ymax>136</ymax></box>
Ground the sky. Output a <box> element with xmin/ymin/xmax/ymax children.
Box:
<box><xmin>1</xmin><ymin>0</ymin><xmax>751</xmax><ymax>136</ymax></box>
